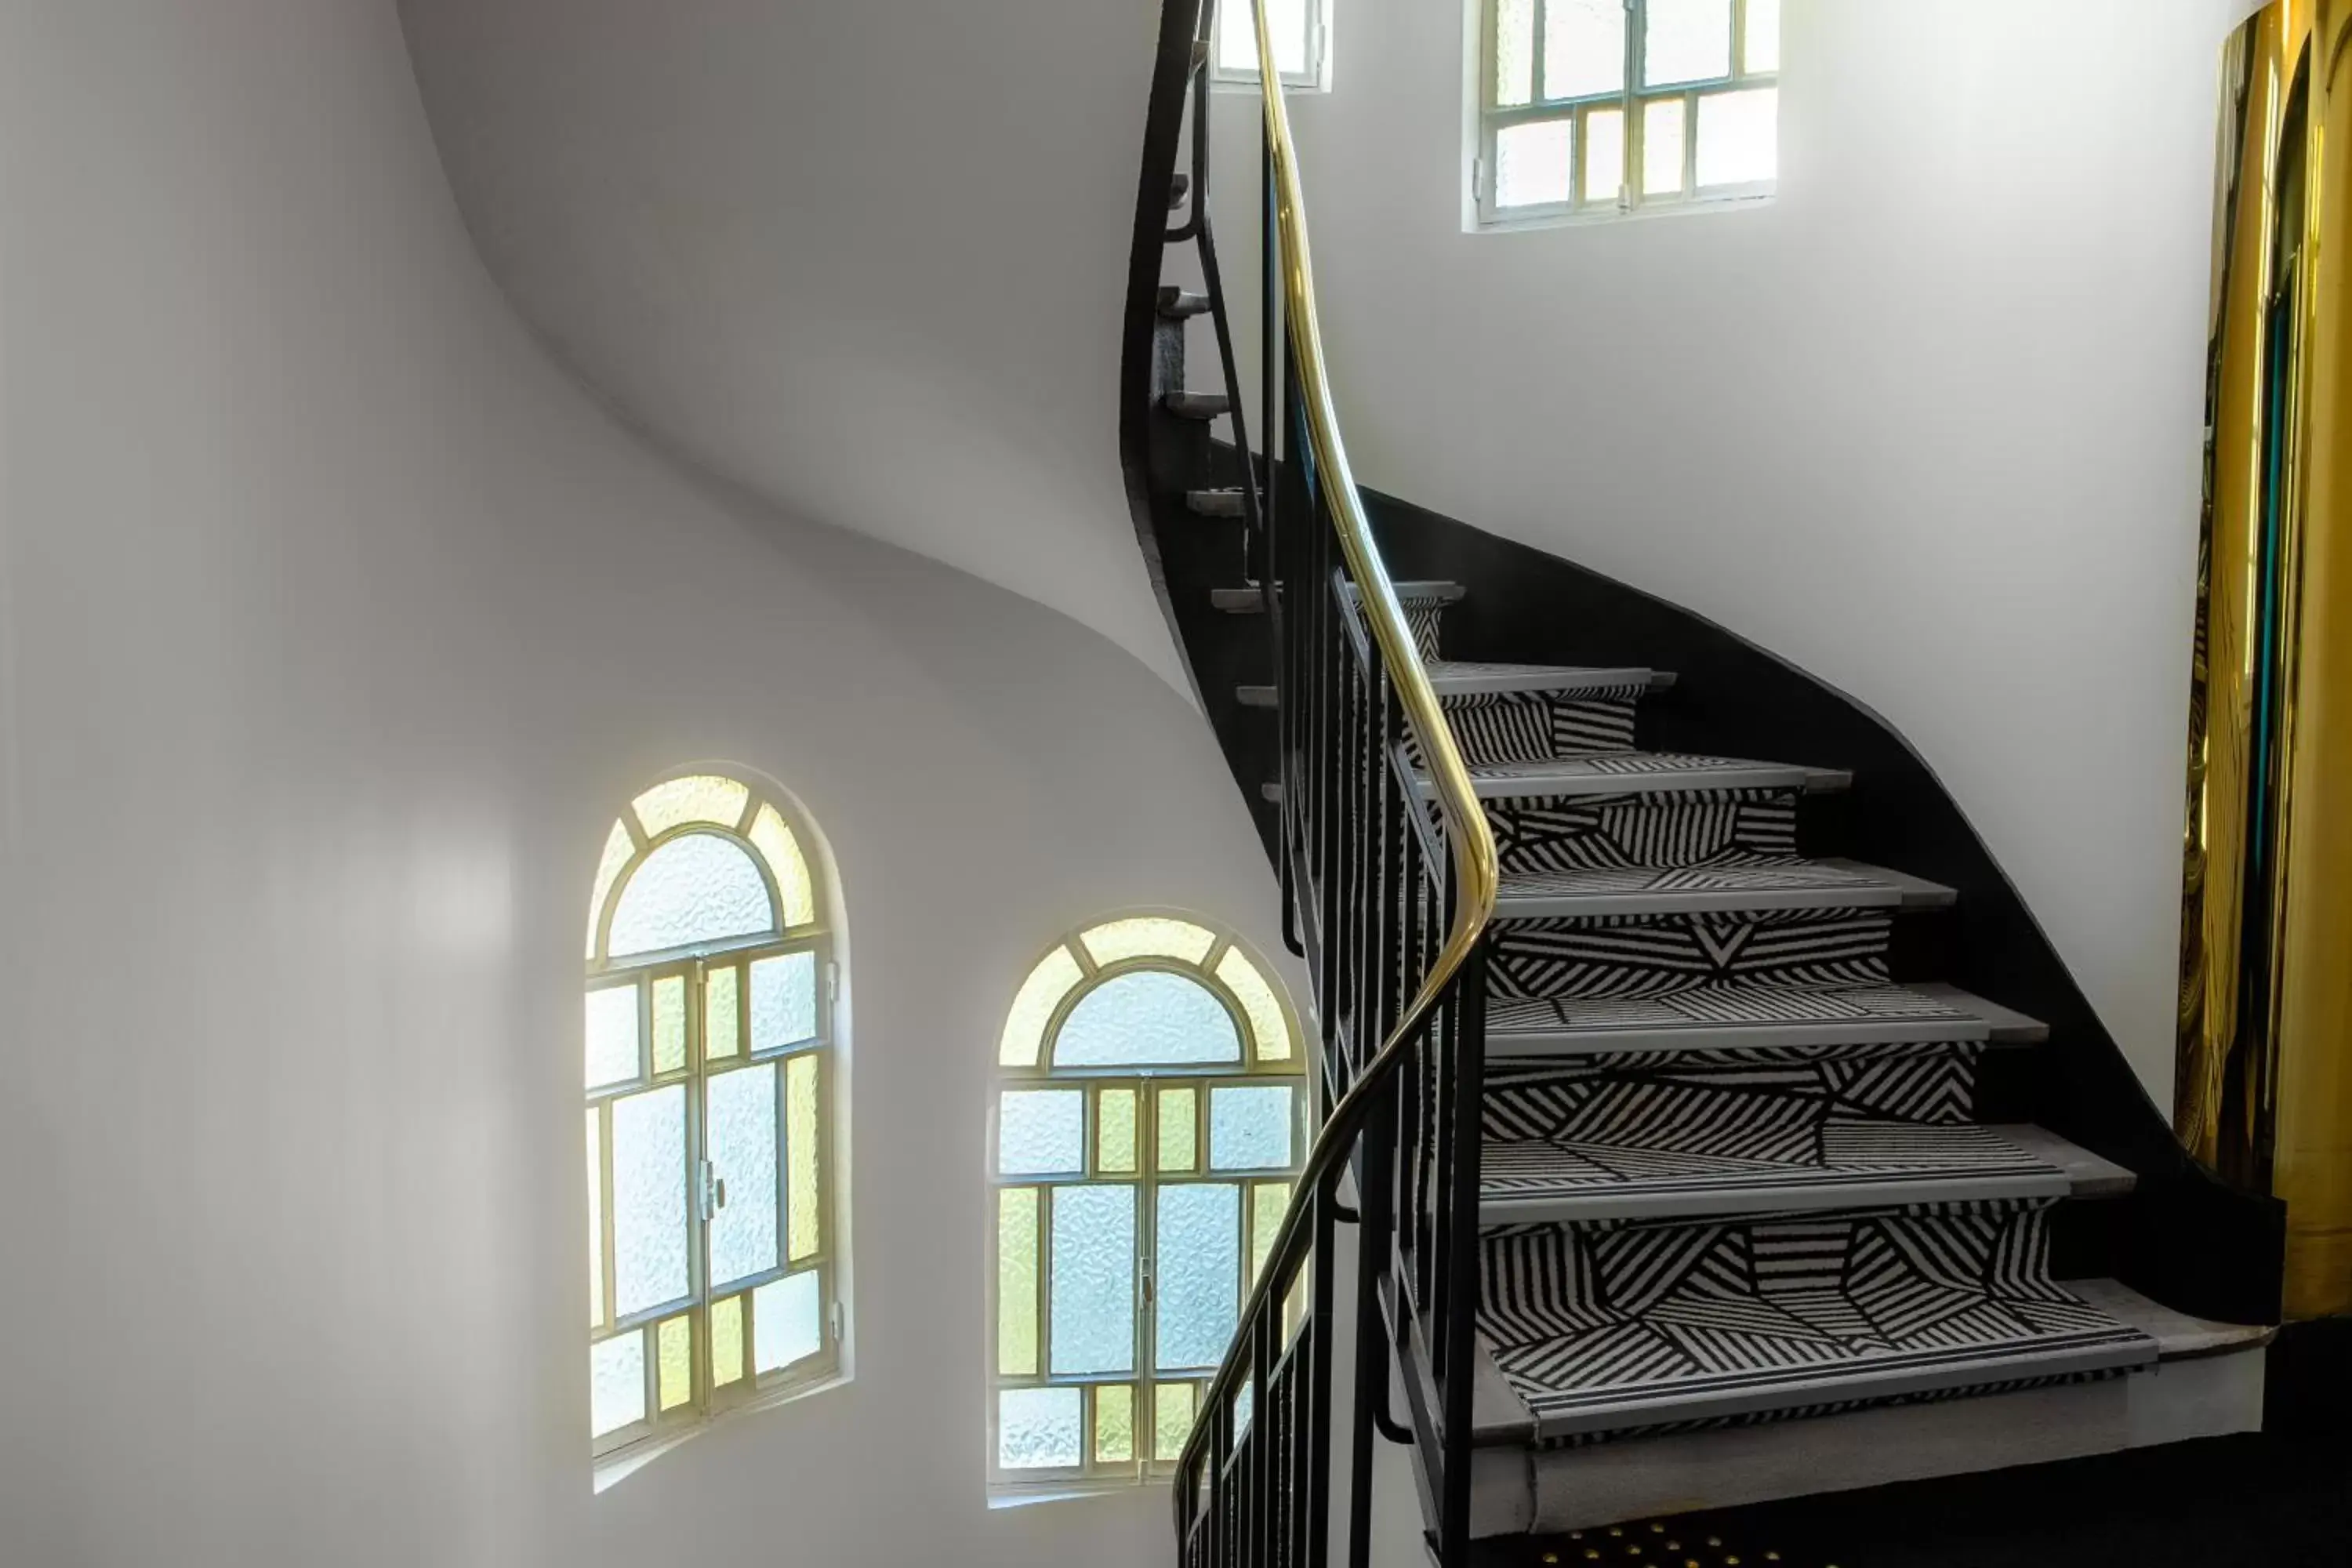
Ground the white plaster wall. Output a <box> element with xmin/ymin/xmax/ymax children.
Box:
<box><xmin>0</xmin><ymin>4</ymin><xmax>1281</xmax><ymax>1563</ymax></box>
<box><xmin>1204</xmin><ymin>0</ymin><xmax>2246</xmax><ymax>1098</ymax></box>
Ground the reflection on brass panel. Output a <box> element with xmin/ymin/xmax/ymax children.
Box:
<box><xmin>2179</xmin><ymin>0</ymin><xmax>2352</xmax><ymax>1319</ymax></box>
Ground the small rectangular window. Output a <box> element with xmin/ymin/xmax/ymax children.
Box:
<box><xmin>1473</xmin><ymin>0</ymin><xmax>1778</xmax><ymax>227</ymax></box>
<box><xmin>1212</xmin><ymin>0</ymin><xmax>1333</xmax><ymax>93</ymax></box>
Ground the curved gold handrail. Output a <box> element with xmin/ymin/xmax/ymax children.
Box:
<box><xmin>1174</xmin><ymin>0</ymin><xmax>1500</xmax><ymax>1506</ymax></box>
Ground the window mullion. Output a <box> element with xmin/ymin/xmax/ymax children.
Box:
<box><xmin>1622</xmin><ymin>0</ymin><xmax>1641</xmax><ymax>208</ymax></box>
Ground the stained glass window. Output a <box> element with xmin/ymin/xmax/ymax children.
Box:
<box><xmin>1478</xmin><ymin>0</ymin><xmax>1779</xmax><ymax>223</ymax></box>
<box><xmin>987</xmin><ymin>918</ymin><xmax>1303</xmax><ymax>1492</ymax></box>
<box><xmin>585</xmin><ymin>771</ymin><xmax>840</xmax><ymax>1466</ymax></box>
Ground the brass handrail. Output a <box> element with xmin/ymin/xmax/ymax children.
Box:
<box><xmin>1174</xmin><ymin>0</ymin><xmax>1501</xmax><ymax>1504</ymax></box>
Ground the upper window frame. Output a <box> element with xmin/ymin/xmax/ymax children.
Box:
<box><xmin>1474</xmin><ymin>0</ymin><xmax>1780</xmax><ymax>230</ymax></box>
<box><xmin>1210</xmin><ymin>0</ymin><xmax>1333</xmax><ymax>94</ymax></box>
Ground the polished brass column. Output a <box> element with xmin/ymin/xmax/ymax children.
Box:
<box><xmin>2179</xmin><ymin>0</ymin><xmax>2352</xmax><ymax>1319</ymax></box>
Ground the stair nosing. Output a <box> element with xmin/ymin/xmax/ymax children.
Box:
<box><xmin>1406</xmin><ymin>749</ymin><xmax>1855</xmax><ymax>803</ymax></box>
<box><xmin>1490</xmin><ymin>856</ymin><xmax>1955</xmax><ymax>921</ymax></box>
<box><xmin>1484</xmin><ymin>989</ymin><xmax>2039</xmax><ymax>1056</ymax></box>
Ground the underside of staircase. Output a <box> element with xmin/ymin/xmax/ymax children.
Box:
<box><xmin>1121</xmin><ymin>2</ymin><xmax>2283</xmax><ymax>1555</ymax></box>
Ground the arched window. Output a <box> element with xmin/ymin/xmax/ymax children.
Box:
<box><xmin>989</xmin><ymin>916</ymin><xmax>1304</xmax><ymax>1490</ymax></box>
<box><xmin>584</xmin><ymin>771</ymin><xmax>840</xmax><ymax>1462</ymax></box>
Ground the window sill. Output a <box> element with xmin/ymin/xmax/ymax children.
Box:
<box><xmin>593</xmin><ymin>1367</ymin><xmax>851</xmax><ymax>1494</ymax></box>
<box><xmin>1475</xmin><ymin>188</ymin><xmax>1773</xmax><ymax>235</ymax></box>
<box><xmin>986</xmin><ymin>1475</ymin><xmax>1169</xmax><ymax>1511</ymax></box>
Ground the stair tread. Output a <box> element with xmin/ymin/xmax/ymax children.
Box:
<box><xmin>1494</xmin><ymin>855</ymin><xmax>1955</xmax><ymax>920</ymax></box>
<box><xmin>1410</xmin><ymin>750</ymin><xmax>1853</xmax><ymax>802</ymax></box>
<box><xmin>1472</xmin><ymin>1243</ymin><xmax>2161</xmax><ymax>1444</ymax></box>
<box><xmin>1479</xmin><ymin>1122</ymin><xmax>2129</xmax><ymax>1225</ymax></box>
<box><xmin>1216</xmin><ymin>579</ymin><xmax>1461</xmax><ymax>613</ymax></box>
<box><xmin>1425</xmin><ymin>659</ymin><xmax>1662</xmax><ymax>696</ymax></box>
<box><xmin>1485</xmin><ymin>981</ymin><xmax>2049</xmax><ymax>1056</ymax></box>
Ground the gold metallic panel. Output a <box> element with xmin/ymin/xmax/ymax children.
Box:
<box><xmin>2180</xmin><ymin>0</ymin><xmax>2352</xmax><ymax>1318</ymax></box>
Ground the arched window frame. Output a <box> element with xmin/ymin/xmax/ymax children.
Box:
<box><xmin>584</xmin><ymin>769</ymin><xmax>843</xmax><ymax>1471</ymax></box>
<box><xmin>988</xmin><ymin>914</ymin><xmax>1307</xmax><ymax>1494</ymax></box>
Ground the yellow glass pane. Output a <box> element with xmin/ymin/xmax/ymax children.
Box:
<box><xmin>1080</xmin><ymin>916</ymin><xmax>1216</xmax><ymax>969</ymax></box>
<box><xmin>1153</xmin><ymin>1382</ymin><xmax>1198</xmax><ymax>1462</ymax></box>
<box><xmin>586</xmin><ymin>818</ymin><xmax>635</xmax><ymax>959</ymax></box>
<box><xmin>706</xmin><ymin>966</ymin><xmax>740</xmax><ymax>1061</ymax></box>
<box><xmin>633</xmin><ymin>774</ymin><xmax>750</xmax><ymax>838</ymax></box>
<box><xmin>997</xmin><ymin>1188</ymin><xmax>1040</xmax><ymax>1376</ymax></box>
<box><xmin>787</xmin><ymin>1054</ymin><xmax>821</xmax><ymax>1261</ymax></box>
<box><xmin>750</xmin><ymin>804</ymin><xmax>818</xmax><ymax>927</ymax></box>
<box><xmin>652</xmin><ymin>976</ymin><xmax>687</xmax><ymax>1075</ymax></box>
<box><xmin>586</xmin><ymin>1108</ymin><xmax>604</xmax><ymax>1328</ymax></box>
<box><xmin>657</xmin><ymin>1315</ymin><xmax>693</xmax><ymax>1411</ymax></box>
<box><xmin>1214</xmin><ymin>946</ymin><xmax>1293</xmax><ymax>1062</ymax></box>
<box><xmin>1099</xmin><ymin>1089</ymin><xmax>1138</xmax><ymax>1174</ymax></box>
<box><xmin>999</xmin><ymin>945</ymin><xmax>1085</xmax><ymax>1067</ymax></box>
<box><xmin>1251</xmin><ymin>1181</ymin><xmax>1292</xmax><ymax>1287</ymax></box>
<box><xmin>1158</xmin><ymin>1086</ymin><xmax>1198</xmax><ymax>1174</ymax></box>
<box><xmin>711</xmin><ymin>1294</ymin><xmax>745</xmax><ymax>1388</ymax></box>
<box><xmin>1284</xmin><ymin>1265</ymin><xmax>1309</xmax><ymax>1343</ymax></box>
<box><xmin>1095</xmin><ymin>1385</ymin><xmax>1135</xmax><ymax>1464</ymax></box>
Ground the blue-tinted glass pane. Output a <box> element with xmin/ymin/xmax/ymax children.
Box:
<box><xmin>706</xmin><ymin>1064</ymin><xmax>779</xmax><ymax>1289</ymax></box>
<box><xmin>590</xmin><ymin>1330</ymin><xmax>646</xmax><ymax>1438</ymax></box>
<box><xmin>1210</xmin><ymin>1086</ymin><xmax>1295</xmax><ymax>1171</ymax></box>
<box><xmin>1053</xmin><ymin>971</ymin><xmax>1241</xmax><ymax>1068</ymax></box>
<box><xmin>1000</xmin><ymin>1386</ymin><xmax>1084</xmax><ymax>1470</ymax></box>
<box><xmin>999</xmin><ymin>1090</ymin><xmax>1086</xmax><ymax>1175</ymax></box>
<box><xmin>607</xmin><ymin>833</ymin><xmax>775</xmax><ymax>958</ymax></box>
<box><xmin>585</xmin><ymin>984</ymin><xmax>639</xmax><ymax>1089</ymax></box>
<box><xmin>1050</xmin><ymin>1185</ymin><xmax>1137</xmax><ymax>1376</ymax></box>
<box><xmin>753</xmin><ymin>1270</ymin><xmax>823</xmax><ymax>1373</ymax></box>
<box><xmin>750</xmin><ymin>951</ymin><xmax>818</xmax><ymax>1051</ymax></box>
<box><xmin>611</xmin><ymin>1086</ymin><xmax>689</xmax><ymax>1319</ymax></box>
<box><xmin>1644</xmin><ymin>0</ymin><xmax>1732</xmax><ymax>86</ymax></box>
<box><xmin>1156</xmin><ymin>1184</ymin><xmax>1240</xmax><ymax>1370</ymax></box>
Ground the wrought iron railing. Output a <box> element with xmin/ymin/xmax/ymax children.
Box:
<box><xmin>1166</xmin><ymin>3</ymin><xmax>1501</xmax><ymax>1563</ymax></box>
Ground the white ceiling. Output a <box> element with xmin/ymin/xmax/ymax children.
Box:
<box><xmin>397</xmin><ymin>0</ymin><xmax>1189</xmax><ymax>690</ymax></box>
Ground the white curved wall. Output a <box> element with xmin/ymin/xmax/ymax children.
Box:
<box><xmin>0</xmin><ymin>3</ymin><xmax>1283</xmax><ymax>1563</ymax></box>
<box><xmin>394</xmin><ymin>0</ymin><xmax>1189</xmax><ymax>695</ymax></box>
<box><xmin>1205</xmin><ymin>0</ymin><xmax>2243</xmax><ymax>1098</ymax></box>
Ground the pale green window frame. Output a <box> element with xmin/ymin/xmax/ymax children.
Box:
<box><xmin>583</xmin><ymin>770</ymin><xmax>844</xmax><ymax>1473</ymax></box>
<box><xmin>987</xmin><ymin>916</ymin><xmax>1310</xmax><ymax>1497</ymax></box>
<box><xmin>1475</xmin><ymin>0</ymin><xmax>1781</xmax><ymax>227</ymax></box>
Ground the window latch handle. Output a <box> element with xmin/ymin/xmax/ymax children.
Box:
<box><xmin>697</xmin><ymin>1159</ymin><xmax>726</xmax><ymax>1220</ymax></box>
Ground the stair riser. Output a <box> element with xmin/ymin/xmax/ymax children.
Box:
<box><xmin>1442</xmin><ymin>691</ymin><xmax>1645</xmax><ymax>766</ymax></box>
<box><xmin>1491</xmin><ymin>910</ymin><xmax>1895</xmax><ymax>1001</ymax></box>
<box><xmin>1481</xmin><ymin>789</ymin><xmax>1798</xmax><ymax>876</ymax></box>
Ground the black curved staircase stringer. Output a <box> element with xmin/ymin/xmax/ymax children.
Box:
<box><xmin>1356</xmin><ymin>485</ymin><xmax>2284</xmax><ymax>1327</ymax></box>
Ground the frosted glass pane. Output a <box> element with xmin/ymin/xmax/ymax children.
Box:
<box><xmin>750</xmin><ymin>952</ymin><xmax>818</xmax><ymax>1051</ymax></box>
<box><xmin>1159</xmin><ymin>1086</ymin><xmax>1199</xmax><ymax>1174</ymax></box>
<box><xmin>1583</xmin><ymin>107</ymin><xmax>1625</xmax><ymax>205</ymax></box>
<box><xmin>651</xmin><ymin>976</ymin><xmax>687</xmax><ymax>1075</ymax></box>
<box><xmin>1215</xmin><ymin>947</ymin><xmax>1293</xmax><ymax>1062</ymax></box>
<box><xmin>585</xmin><ymin>984</ymin><xmax>639</xmax><ymax>1090</ymax></box>
<box><xmin>706</xmin><ymin>965</ymin><xmax>740</xmax><ymax>1062</ymax></box>
<box><xmin>586</xmin><ymin>818</ymin><xmax>634</xmax><ymax>959</ymax></box>
<box><xmin>1250</xmin><ymin>1181</ymin><xmax>1292</xmax><ymax>1286</ymax></box>
<box><xmin>1496</xmin><ymin>120</ymin><xmax>1573</xmax><ymax>209</ymax></box>
<box><xmin>1080</xmin><ymin>916</ymin><xmax>1214</xmax><ymax>969</ymax></box>
<box><xmin>1744</xmin><ymin>0</ymin><xmax>1780</xmax><ymax>73</ymax></box>
<box><xmin>656</xmin><ymin>1315</ymin><xmax>693</xmax><ymax>1412</ymax></box>
<box><xmin>1697</xmin><ymin>87</ymin><xmax>1777</xmax><ymax>187</ymax></box>
<box><xmin>633</xmin><ymin>774</ymin><xmax>750</xmax><ymax>838</ymax></box>
<box><xmin>1000</xmin><ymin>1387</ymin><xmax>1083</xmax><ymax>1471</ymax></box>
<box><xmin>1099</xmin><ymin>1088</ymin><xmax>1138</xmax><ymax>1174</ymax></box>
<box><xmin>1054</xmin><ymin>971</ymin><xmax>1241</xmax><ymax>1067</ymax></box>
<box><xmin>590</xmin><ymin>1331</ymin><xmax>645</xmax><ymax>1438</ymax></box>
<box><xmin>1156</xmin><ymin>1184</ymin><xmax>1240</xmax><ymax>1370</ymax></box>
<box><xmin>612</xmin><ymin>1086</ymin><xmax>689</xmax><ymax>1319</ymax></box>
<box><xmin>1211</xmin><ymin>1085</ymin><xmax>1296</xmax><ymax>1171</ymax></box>
<box><xmin>1494</xmin><ymin>0</ymin><xmax>1534</xmax><ymax>106</ymax></box>
<box><xmin>707</xmin><ymin>1063</ymin><xmax>779</xmax><ymax>1288</ymax></box>
<box><xmin>1643</xmin><ymin>97</ymin><xmax>1687</xmax><ymax>195</ymax></box>
<box><xmin>1234</xmin><ymin>1381</ymin><xmax>1255</xmax><ymax>1436</ymax></box>
<box><xmin>712</xmin><ymin>1294</ymin><xmax>746</xmax><ymax>1388</ymax></box>
<box><xmin>1154</xmin><ymin>1381</ymin><xmax>1198</xmax><ymax>1461</ymax></box>
<box><xmin>1643</xmin><ymin>0</ymin><xmax>1732</xmax><ymax>86</ymax></box>
<box><xmin>1217</xmin><ymin>0</ymin><xmax>1309</xmax><ymax>78</ymax></box>
<box><xmin>999</xmin><ymin>1090</ymin><xmax>1086</xmax><ymax>1175</ymax></box>
<box><xmin>607</xmin><ymin>833</ymin><xmax>775</xmax><ymax>958</ymax></box>
<box><xmin>1095</xmin><ymin>1385</ymin><xmax>1135</xmax><ymax>1464</ymax></box>
<box><xmin>786</xmin><ymin>1054</ymin><xmax>822</xmax><ymax>1261</ymax></box>
<box><xmin>749</xmin><ymin>804</ymin><xmax>817</xmax><ymax>928</ymax></box>
<box><xmin>1000</xmin><ymin>946</ymin><xmax>1084</xmax><ymax>1067</ymax></box>
<box><xmin>999</xmin><ymin>1188</ymin><xmax>1040</xmax><ymax>1376</ymax></box>
<box><xmin>1050</xmin><ymin>1185</ymin><xmax>1137</xmax><ymax>1376</ymax></box>
<box><xmin>1544</xmin><ymin>0</ymin><xmax>1624</xmax><ymax>100</ymax></box>
<box><xmin>753</xmin><ymin>1270</ymin><xmax>822</xmax><ymax>1374</ymax></box>
<box><xmin>586</xmin><ymin>1108</ymin><xmax>604</xmax><ymax>1327</ymax></box>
